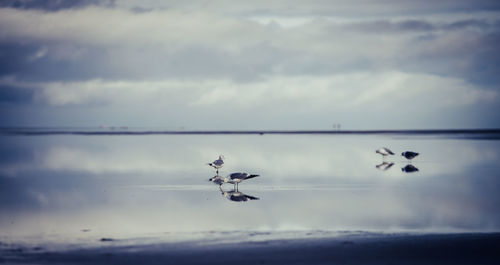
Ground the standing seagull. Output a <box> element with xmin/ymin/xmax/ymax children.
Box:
<box><xmin>223</xmin><ymin>172</ymin><xmax>260</xmax><ymax>190</ymax></box>
<box><xmin>401</xmin><ymin>151</ymin><xmax>419</xmax><ymax>162</ymax></box>
<box><xmin>376</xmin><ymin>147</ymin><xmax>395</xmax><ymax>160</ymax></box>
<box><xmin>207</xmin><ymin>155</ymin><xmax>225</xmax><ymax>173</ymax></box>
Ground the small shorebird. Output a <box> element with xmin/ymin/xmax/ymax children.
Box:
<box><xmin>223</xmin><ymin>172</ymin><xmax>260</xmax><ymax>190</ymax></box>
<box><xmin>376</xmin><ymin>161</ymin><xmax>395</xmax><ymax>171</ymax></box>
<box><xmin>207</xmin><ymin>155</ymin><xmax>224</xmax><ymax>173</ymax></box>
<box><xmin>376</xmin><ymin>147</ymin><xmax>394</xmax><ymax>160</ymax></box>
<box><xmin>220</xmin><ymin>187</ymin><xmax>259</xmax><ymax>202</ymax></box>
<box><xmin>401</xmin><ymin>151</ymin><xmax>419</xmax><ymax>162</ymax></box>
<box><xmin>402</xmin><ymin>164</ymin><xmax>419</xmax><ymax>173</ymax></box>
<box><xmin>209</xmin><ymin>174</ymin><xmax>224</xmax><ymax>186</ymax></box>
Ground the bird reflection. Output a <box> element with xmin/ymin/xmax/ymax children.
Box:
<box><xmin>402</xmin><ymin>164</ymin><xmax>419</xmax><ymax>173</ymax></box>
<box><xmin>209</xmin><ymin>174</ymin><xmax>224</xmax><ymax>186</ymax></box>
<box><xmin>376</xmin><ymin>161</ymin><xmax>395</xmax><ymax>171</ymax></box>
<box><xmin>219</xmin><ymin>186</ymin><xmax>259</xmax><ymax>202</ymax></box>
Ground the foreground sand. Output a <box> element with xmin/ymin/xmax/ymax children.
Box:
<box><xmin>1</xmin><ymin>233</ymin><xmax>499</xmax><ymax>264</ymax></box>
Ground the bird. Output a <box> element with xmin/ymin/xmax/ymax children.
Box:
<box><xmin>376</xmin><ymin>161</ymin><xmax>395</xmax><ymax>171</ymax></box>
<box><xmin>401</xmin><ymin>151</ymin><xmax>419</xmax><ymax>161</ymax></box>
<box><xmin>207</xmin><ymin>155</ymin><xmax>225</xmax><ymax>173</ymax></box>
<box><xmin>209</xmin><ymin>174</ymin><xmax>224</xmax><ymax>186</ymax></box>
<box><xmin>376</xmin><ymin>147</ymin><xmax>394</xmax><ymax>160</ymax></box>
<box><xmin>220</xmin><ymin>187</ymin><xmax>259</xmax><ymax>202</ymax></box>
<box><xmin>402</xmin><ymin>164</ymin><xmax>419</xmax><ymax>173</ymax></box>
<box><xmin>223</xmin><ymin>172</ymin><xmax>260</xmax><ymax>190</ymax></box>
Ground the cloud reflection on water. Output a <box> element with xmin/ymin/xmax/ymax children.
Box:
<box><xmin>1</xmin><ymin>134</ymin><xmax>500</xmax><ymax>241</ymax></box>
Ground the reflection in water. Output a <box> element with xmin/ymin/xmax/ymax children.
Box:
<box><xmin>376</xmin><ymin>161</ymin><xmax>395</xmax><ymax>171</ymax></box>
<box><xmin>220</xmin><ymin>186</ymin><xmax>259</xmax><ymax>202</ymax></box>
<box><xmin>1</xmin><ymin>133</ymin><xmax>500</xmax><ymax>241</ymax></box>
<box><xmin>402</xmin><ymin>164</ymin><xmax>419</xmax><ymax>173</ymax></box>
<box><xmin>209</xmin><ymin>174</ymin><xmax>224</xmax><ymax>186</ymax></box>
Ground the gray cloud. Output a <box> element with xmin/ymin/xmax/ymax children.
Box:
<box><xmin>0</xmin><ymin>0</ymin><xmax>114</xmax><ymax>11</ymax></box>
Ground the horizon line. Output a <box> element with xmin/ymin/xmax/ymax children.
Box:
<box><xmin>1</xmin><ymin>127</ymin><xmax>500</xmax><ymax>136</ymax></box>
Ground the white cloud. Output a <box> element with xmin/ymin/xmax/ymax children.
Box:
<box><xmin>22</xmin><ymin>73</ymin><xmax>494</xmax><ymax>110</ymax></box>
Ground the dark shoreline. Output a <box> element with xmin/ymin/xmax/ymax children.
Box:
<box><xmin>2</xmin><ymin>233</ymin><xmax>499</xmax><ymax>264</ymax></box>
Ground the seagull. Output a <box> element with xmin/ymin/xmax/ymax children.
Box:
<box><xmin>220</xmin><ymin>187</ymin><xmax>259</xmax><ymax>202</ymax></box>
<box><xmin>402</xmin><ymin>164</ymin><xmax>419</xmax><ymax>173</ymax></box>
<box><xmin>401</xmin><ymin>151</ymin><xmax>419</xmax><ymax>162</ymax></box>
<box><xmin>376</xmin><ymin>147</ymin><xmax>394</xmax><ymax>160</ymax></box>
<box><xmin>376</xmin><ymin>161</ymin><xmax>395</xmax><ymax>171</ymax></box>
<box><xmin>207</xmin><ymin>155</ymin><xmax>224</xmax><ymax>173</ymax></box>
<box><xmin>209</xmin><ymin>174</ymin><xmax>224</xmax><ymax>186</ymax></box>
<box><xmin>223</xmin><ymin>172</ymin><xmax>260</xmax><ymax>190</ymax></box>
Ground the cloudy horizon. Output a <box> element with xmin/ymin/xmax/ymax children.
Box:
<box><xmin>1</xmin><ymin>0</ymin><xmax>499</xmax><ymax>130</ymax></box>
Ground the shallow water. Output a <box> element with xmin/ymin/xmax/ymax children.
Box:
<box><xmin>1</xmin><ymin>132</ymin><xmax>500</xmax><ymax>247</ymax></box>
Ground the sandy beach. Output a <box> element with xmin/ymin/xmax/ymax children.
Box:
<box><xmin>1</xmin><ymin>233</ymin><xmax>499</xmax><ymax>265</ymax></box>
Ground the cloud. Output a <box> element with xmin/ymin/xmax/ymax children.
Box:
<box><xmin>0</xmin><ymin>4</ymin><xmax>499</xmax><ymax>128</ymax></box>
<box><xmin>0</xmin><ymin>0</ymin><xmax>114</xmax><ymax>11</ymax></box>
<box><xmin>2</xmin><ymin>72</ymin><xmax>491</xmax><ymax>109</ymax></box>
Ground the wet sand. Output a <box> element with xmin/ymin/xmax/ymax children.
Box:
<box><xmin>2</xmin><ymin>233</ymin><xmax>499</xmax><ymax>265</ymax></box>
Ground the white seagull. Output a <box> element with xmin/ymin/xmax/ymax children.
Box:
<box><xmin>376</xmin><ymin>147</ymin><xmax>395</xmax><ymax>160</ymax></box>
<box><xmin>223</xmin><ymin>172</ymin><xmax>260</xmax><ymax>189</ymax></box>
<box><xmin>207</xmin><ymin>155</ymin><xmax>225</xmax><ymax>173</ymax></box>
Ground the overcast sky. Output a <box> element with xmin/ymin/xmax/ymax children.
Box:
<box><xmin>1</xmin><ymin>0</ymin><xmax>499</xmax><ymax>129</ymax></box>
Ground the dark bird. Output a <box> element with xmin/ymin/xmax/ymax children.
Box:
<box><xmin>376</xmin><ymin>147</ymin><xmax>394</xmax><ymax>160</ymax></box>
<box><xmin>402</xmin><ymin>164</ymin><xmax>419</xmax><ymax>173</ymax></box>
<box><xmin>401</xmin><ymin>151</ymin><xmax>419</xmax><ymax>161</ymax></box>
<box><xmin>223</xmin><ymin>172</ymin><xmax>260</xmax><ymax>189</ymax></box>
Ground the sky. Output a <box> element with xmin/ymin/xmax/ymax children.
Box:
<box><xmin>0</xmin><ymin>0</ymin><xmax>499</xmax><ymax>130</ymax></box>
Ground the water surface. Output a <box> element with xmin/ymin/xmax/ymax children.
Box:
<box><xmin>1</xmin><ymin>131</ymin><xmax>499</xmax><ymax>247</ymax></box>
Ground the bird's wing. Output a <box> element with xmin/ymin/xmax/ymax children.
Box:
<box><xmin>229</xmin><ymin>172</ymin><xmax>246</xmax><ymax>180</ymax></box>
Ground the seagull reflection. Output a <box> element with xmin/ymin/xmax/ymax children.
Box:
<box><xmin>209</xmin><ymin>174</ymin><xmax>224</xmax><ymax>186</ymax></box>
<box><xmin>219</xmin><ymin>186</ymin><xmax>259</xmax><ymax>202</ymax></box>
<box><xmin>402</xmin><ymin>164</ymin><xmax>419</xmax><ymax>173</ymax></box>
<box><xmin>376</xmin><ymin>161</ymin><xmax>395</xmax><ymax>171</ymax></box>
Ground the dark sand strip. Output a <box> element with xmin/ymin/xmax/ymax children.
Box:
<box><xmin>2</xmin><ymin>233</ymin><xmax>499</xmax><ymax>264</ymax></box>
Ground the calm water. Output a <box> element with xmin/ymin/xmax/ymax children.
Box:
<box><xmin>1</xmin><ymin>132</ymin><xmax>499</xmax><ymax>246</ymax></box>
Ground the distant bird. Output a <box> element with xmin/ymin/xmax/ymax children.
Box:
<box><xmin>223</xmin><ymin>172</ymin><xmax>260</xmax><ymax>189</ymax></box>
<box><xmin>401</xmin><ymin>151</ymin><xmax>419</xmax><ymax>161</ymax></box>
<box><xmin>376</xmin><ymin>147</ymin><xmax>394</xmax><ymax>160</ymax></box>
<box><xmin>209</xmin><ymin>174</ymin><xmax>224</xmax><ymax>186</ymax></box>
<box><xmin>376</xmin><ymin>161</ymin><xmax>395</xmax><ymax>171</ymax></box>
<box><xmin>220</xmin><ymin>188</ymin><xmax>259</xmax><ymax>202</ymax></box>
<box><xmin>207</xmin><ymin>155</ymin><xmax>225</xmax><ymax>173</ymax></box>
<box><xmin>402</xmin><ymin>164</ymin><xmax>419</xmax><ymax>173</ymax></box>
